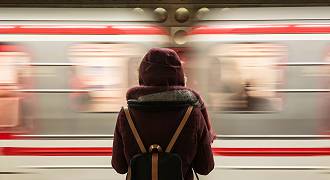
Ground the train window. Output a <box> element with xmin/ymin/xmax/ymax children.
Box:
<box><xmin>207</xmin><ymin>43</ymin><xmax>285</xmax><ymax>112</ymax></box>
<box><xmin>0</xmin><ymin>43</ymin><xmax>31</xmax><ymax>129</ymax></box>
<box><xmin>69</xmin><ymin>43</ymin><xmax>142</xmax><ymax>112</ymax></box>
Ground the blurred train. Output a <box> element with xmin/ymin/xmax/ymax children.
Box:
<box><xmin>0</xmin><ymin>8</ymin><xmax>169</xmax><ymax>134</ymax></box>
<box><xmin>0</xmin><ymin>7</ymin><xmax>329</xmax><ymax>180</ymax></box>
<box><xmin>188</xmin><ymin>6</ymin><xmax>330</xmax><ymax>135</ymax></box>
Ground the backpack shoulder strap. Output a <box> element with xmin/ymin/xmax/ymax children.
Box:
<box><xmin>165</xmin><ymin>106</ymin><xmax>193</xmax><ymax>153</ymax></box>
<box><xmin>123</xmin><ymin>107</ymin><xmax>147</xmax><ymax>153</ymax></box>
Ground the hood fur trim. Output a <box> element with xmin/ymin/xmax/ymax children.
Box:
<box><xmin>137</xmin><ymin>89</ymin><xmax>199</xmax><ymax>105</ymax></box>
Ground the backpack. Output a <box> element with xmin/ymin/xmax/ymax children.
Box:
<box><xmin>123</xmin><ymin>105</ymin><xmax>193</xmax><ymax>180</ymax></box>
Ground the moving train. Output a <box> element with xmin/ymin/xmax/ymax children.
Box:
<box><xmin>188</xmin><ymin>6</ymin><xmax>330</xmax><ymax>135</ymax></box>
<box><xmin>0</xmin><ymin>7</ymin><xmax>329</xmax><ymax>180</ymax></box>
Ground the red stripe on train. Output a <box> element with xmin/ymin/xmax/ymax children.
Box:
<box><xmin>1</xmin><ymin>147</ymin><xmax>113</xmax><ymax>156</ymax></box>
<box><xmin>212</xmin><ymin>148</ymin><xmax>330</xmax><ymax>156</ymax></box>
<box><xmin>190</xmin><ymin>24</ymin><xmax>330</xmax><ymax>35</ymax></box>
<box><xmin>0</xmin><ymin>25</ymin><xmax>167</xmax><ymax>35</ymax></box>
<box><xmin>1</xmin><ymin>147</ymin><xmax>330</xmax><ymax>156</ymax></box>
<box><xmin>0</xmin><ymin>133</ymin><xmax>26</xmax><ymax>139</ymax></box>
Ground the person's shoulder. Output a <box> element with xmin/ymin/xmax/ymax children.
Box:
<box><xmin>126</xmin><ymin>86</ymin><xmax>142</xmax><ymax>100</ymax></box>
<box><xmin>182</xmin><ymin>87</ymin><xmax>205</xmax><ymax>107</ymax></box>
<box><xmin>116</xmin><ymin>108</ymin><xmax>127</xmax><ymax>124</ymax></box>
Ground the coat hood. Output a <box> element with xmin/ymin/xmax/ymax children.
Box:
<box><xmin>139</xmin><ymin>48</ymin><xmax>185</xmax><ymax>86</ymax></box>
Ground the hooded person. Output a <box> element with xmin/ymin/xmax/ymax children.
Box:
<box><xmin>112</xmin><ymin>48</ymin><xmax>215</xmax><ymax>180</ymax></box>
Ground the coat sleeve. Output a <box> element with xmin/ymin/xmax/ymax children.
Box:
<box><xmin>111</xmin><ymin>109</ymin><xmax>128</xmax><ymax>174</ymax></box>
<box><xmin>191</xmin><ymin>89</ymin><xmax>216</xmax><ymax>143</ymax></box>
<box><xmin>192</xmin><ymin>110</ymin><xmax>215</xmax><ymax>175</ymax></box>
<box><xmin>200</xmin><ymin>105</ymin><xmax>216</xmax><ymax>143</ymax></box>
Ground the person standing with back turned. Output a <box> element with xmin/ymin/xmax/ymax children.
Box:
<box><xmin>112</xmin><ymin>48</ymin><xmax>215</xmax><ymax>180</ymax></box>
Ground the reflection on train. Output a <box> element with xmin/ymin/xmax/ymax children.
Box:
<box><xmin>206</xmin><ymin>43</ymin><xmax>284</xmax><ymax>112</ymax></box>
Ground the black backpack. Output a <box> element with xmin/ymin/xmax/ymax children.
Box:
<box><xmin>123</xmin><ymin>105</ymin><xmax>193</xmax><ymax>180</ymax></box>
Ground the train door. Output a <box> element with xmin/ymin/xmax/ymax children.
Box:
<box><xmin>322</xmin><ymin>50</ymin><xmax>330</xmax><ymax>134</ymax></box>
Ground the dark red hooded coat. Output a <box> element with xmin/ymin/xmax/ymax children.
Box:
<box><xmin>111</xmin><ymin>48</ymin><xmax>215</xmax><ymax>180</ymax></box>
